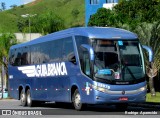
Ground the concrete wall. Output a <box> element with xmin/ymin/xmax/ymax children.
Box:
<box><xmin>14</xmin><ymin>33</ymin><xmax>42</xmax><ymax>43</ymax></box>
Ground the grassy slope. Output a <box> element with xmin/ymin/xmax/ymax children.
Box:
<box><xmin>0</xmin><ymin>12</ymin><xmax>18</xmax><ymax>32</ymax></box>
<box><xmin>0</xmin><ymin>0</ymin><xmax>85</xmax><ymax>32</ymax></box>
<box><xmin>146</xmin><ymin>92</ymin><xmax>160</xmax><ymax>103</ymax></box>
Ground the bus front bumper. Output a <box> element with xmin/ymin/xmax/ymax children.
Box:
<box><xmin>92</xmin><ymin>90</ymin><xmax>147</xmax><ymax>104</ymax></box>
<box><xmin>81</xmin><ymin>84</ymin><xmax>147</xmax><ymax>104</ymax></box>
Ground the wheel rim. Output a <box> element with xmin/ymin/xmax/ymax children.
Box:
<box><xmin>27</xmin><ymin>92</ymin><xmax>31</xmax><ymax>105</ymax></box>
<box><xmin>74</xmin><ymin>93</ymin><xmax>81</xmax><ymax>108</ymax></box>
<box><xmin>21</xmin><ymin>92</ymin><xmax>25</xmax><ymax>104</ymax></box>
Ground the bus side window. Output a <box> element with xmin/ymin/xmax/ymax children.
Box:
<box><xmin>50</xmin><ymin>40</ymin><xmax>63</xmax><ymax>62</ymax></box>
<box><xmin>21</xmin><ymin>52</ymin><xmax>28</xmax><ymax>65</ymax></box>
<box><xmin>21</xmin><ymin>47</ymin><xmax>30</xmax><ymax>65</ymax></box>
<box><xmin>40</xmin><ymin>42</ymin><xmax>50</xmax><ymax>63</ymax></box>
<box><xmin>82</xmin><ymin>51</ymin><xmax>91</xmax><ymax>77</ymax></box>
<box><xmin>14</xmin><ymin>52</ymin><xmax>21</xmax><ymax>66</ymax></box>
<box><xmin>62</xmin><ymin>37</ymin><xmax>75</xmax><ymax>62</ymax></box>
<box><xmin>30</xmin><ymin>45</ymin><xmax>38</xmax><ymax>64</ymax></box>
<box><xmin>9</xmin><ymin>50</ymin><xmax>15</xmax><ymax>66</ymax></box>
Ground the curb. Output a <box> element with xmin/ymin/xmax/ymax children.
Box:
<box><xmin>130</xmin><ymin>102</ymin><xmax>160</xmax><ymax>109</ymax></box>
<box><xmin>0</xmin><ymin>98</ymin><xmax>15</xmax><ymax>101</ymax></box>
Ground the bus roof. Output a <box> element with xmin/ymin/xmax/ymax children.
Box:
<box><xmin>11</xmin><ymin>27</ymin><xmax>138</xmax><ymax>49</ymax></box>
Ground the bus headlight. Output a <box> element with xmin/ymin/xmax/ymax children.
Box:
<box><xmin>139</xmin><ymin>86</ymin><xmax>147</xmax><ymax>92</ymax></box>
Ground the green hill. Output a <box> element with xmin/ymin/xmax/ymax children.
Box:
<box><xmin>0</xmin><ymin>0</ymin><xmax>85</xmax><ymax>33</ymax></box>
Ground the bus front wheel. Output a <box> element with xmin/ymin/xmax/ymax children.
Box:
<box><xmin>20</xmin><ymin>90</ymin><xmax>27</xmax><ymax>106</ymax></box>
<box><xmin>72</xmin><ymin>89</ymin><xmax>86</xmax><ymax>110</ymax></box>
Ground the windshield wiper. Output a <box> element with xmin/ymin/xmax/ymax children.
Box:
<box><xmin>122</xmin><ymin>64</ymin><xmax>137</xmax><ymax>81</ymax></box>
<box><xmin>121</xmin><ymin>56</ymin><xmax>137</xmax><ymax>81</ymax></box>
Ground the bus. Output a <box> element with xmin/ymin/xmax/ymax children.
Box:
<box><xmin>8</xmin><ymin>27</ymin><xmax>152</xmax><ymax>110</ymax></box>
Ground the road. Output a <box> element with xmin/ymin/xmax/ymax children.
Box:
<box><xmin>0</xmin><ymin>99</ymin><xmax>159</xmax><ymax>118</ymax></box>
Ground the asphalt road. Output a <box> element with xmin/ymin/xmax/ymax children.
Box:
<box><xmin>0</xmin><ymin>99</ymin><xmax>159</xmax><ymax>118</ymax></box>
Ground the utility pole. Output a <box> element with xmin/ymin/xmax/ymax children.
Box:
<box><xmin>21</xmin><ymin>14</ymin><xmax>37</xmax><ymax>41</ymax></box>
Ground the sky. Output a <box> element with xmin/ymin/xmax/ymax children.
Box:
<box><xmin>0</xmin><ymin>0</ymin><xmax>35</xmax><ymax>9</ymax></box>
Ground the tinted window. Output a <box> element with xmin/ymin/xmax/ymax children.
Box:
<box><xmin>30</xmin><ymin>44</ymin><xmax>41</xmax><ymax>64</ymax></box>
<box><xmin>49</xmin><ymin>39</ymin><xmax>63</xmax><ymax>62</ymax></box>
<box><xmin>119</xmin><ymin>41</ymin><xmax>142</xmax><ymax>66</ymax></box>
<box><xmin>82</xmin><ymin>51</ymin><xmax>91</xmax><ymax>77</ymax></box>
<box><xmin>30</xmin><ymin>39</ymin><xmax>64</xmax><ymax>64</ymax></box>
<box><xmin>21</xmin><ymin>47</ymin><xmax>30</xmax><ymax>65</ymax></box>
<box><xmin>39</xmin><ymin>42</ymin><xmax>50</xmax><ymax>63</ymax></box>
<box><xmin>75</xmin><ymin>36</ymin><xmax>90</xmax><ymax>70</ymax></box>
<box><xmin>31</xmin><ymin>42</ymin><xmax>53</xmax><ymax>64</ymax></box>
<box><xmin>14</xmin><ymin>48</ymin><xmax>22</xmax><ymax>66</ymax></box>
<box><xmin>9</xmin><ymin>50</ymin><xmax>15</xmax><ymax>66</ymax></box>
<box><xmin>11</xmin><ymin>37</ymin><xmax>73</xmax><ymax>66</ymax></box>
<box><xmin>9</xmin><ymin>47</ymin><xmax>30</xmax><ymax>66</ymax></box>
<box><xmin>75</xmin><ymin>36</ymin><xmax>90</xmax><ymax>54</ymax></box>
<box><xmin>62</xmin><ymin>37</ymin><xmax>74</xmax><ymax>61</ymax></box>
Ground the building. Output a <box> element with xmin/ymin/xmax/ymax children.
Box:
<box><xmin>85</xmin><ymin>0</ymin><xmax>119</xmax><ymax>26</ymax></box>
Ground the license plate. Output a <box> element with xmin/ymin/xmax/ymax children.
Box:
<box><xmin>119</xmin><ymin>97</ymin><xmax>128</xmax><ymax>101</ymax></box>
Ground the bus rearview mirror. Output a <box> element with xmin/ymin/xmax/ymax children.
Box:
<box><xmin>142</xmin><ymin>45</ymin><xmax>153</xmax><ymax>62</ymax></box>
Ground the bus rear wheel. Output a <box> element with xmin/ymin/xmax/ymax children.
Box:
<box><xmin>20</xmin><ymin>90</ymin><xmax>27</xmax><ymax>106</ymax></box>
<box><xmin>26</xmin><ymin>89</ymin><xmax>34</xmax><ymax>107</ymax></box>
<box><xmin>72</xmin><ymin>89</ymin><xmax>86</xmax><ymax>111</ymax></box>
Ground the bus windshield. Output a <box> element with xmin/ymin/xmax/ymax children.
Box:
<box><xmin>92</xmin><ymin>39</ymin><xmax>145</xmax><ymax>83</ymax></box>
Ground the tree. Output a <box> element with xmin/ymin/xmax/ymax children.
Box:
<box><xmin>88</xmin><ymin>8</ymin><xmax>120</xmax><ymax>27</ymax></box>
<box><xmin>17</xmin><ymin>18</ymin><xmax>27</xmax><ymax>32</ymax></box>
<box><xmin>1</xmin><ymin>2</ymin><xmax>6</xmax><ymax>11</ymax></box>
<box><xmin>24</xmin><ymin>11</ymin><xmax>65</xmax><ymax>35</ymax></box>
<box><xmin>88</xmin><ymin>0</ymin><xmax>160</xmax><ymax>29</ymax></box>
<box><xmin>20</xmin><ymin>5</ymin><xmax>24</xmax><ymax>8</ymax></box>
<box><xmin>0</xmin><ymin>33</ymin><xmax>17</xmax><ymax>89</ymax></box>
<box><xmin>134</xmin><ymin>21</ymin><xmax>160</xmax><ymax>96</ymax></box>
<box><xmin>114</xmin><ymin>0</ymin><xmax>160</xmax><ymax>29</ymax></box>
<box><xmin>71</xmin><ymin>8</ymin><xmax>80</xmax><ymax>19</ymax></box>
<box><xmin>10</xmin><ymin>4</ymin><xmax>17</xmax><ymax>9</ymax></box>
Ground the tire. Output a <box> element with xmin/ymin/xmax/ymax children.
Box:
<box><xmin>72</xmin><ymin>89</ymin><xmax>86</xmax><ymax>111</ymax></box>
<box><xmin>26</xmin><ymin>89</ymin><xmax>34</xmax><ymax>107</ymax></box>
<box><xmin>20</xmin><ymin>90</ymin><xmax>27</xmax><ymax>106</ymax></box>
